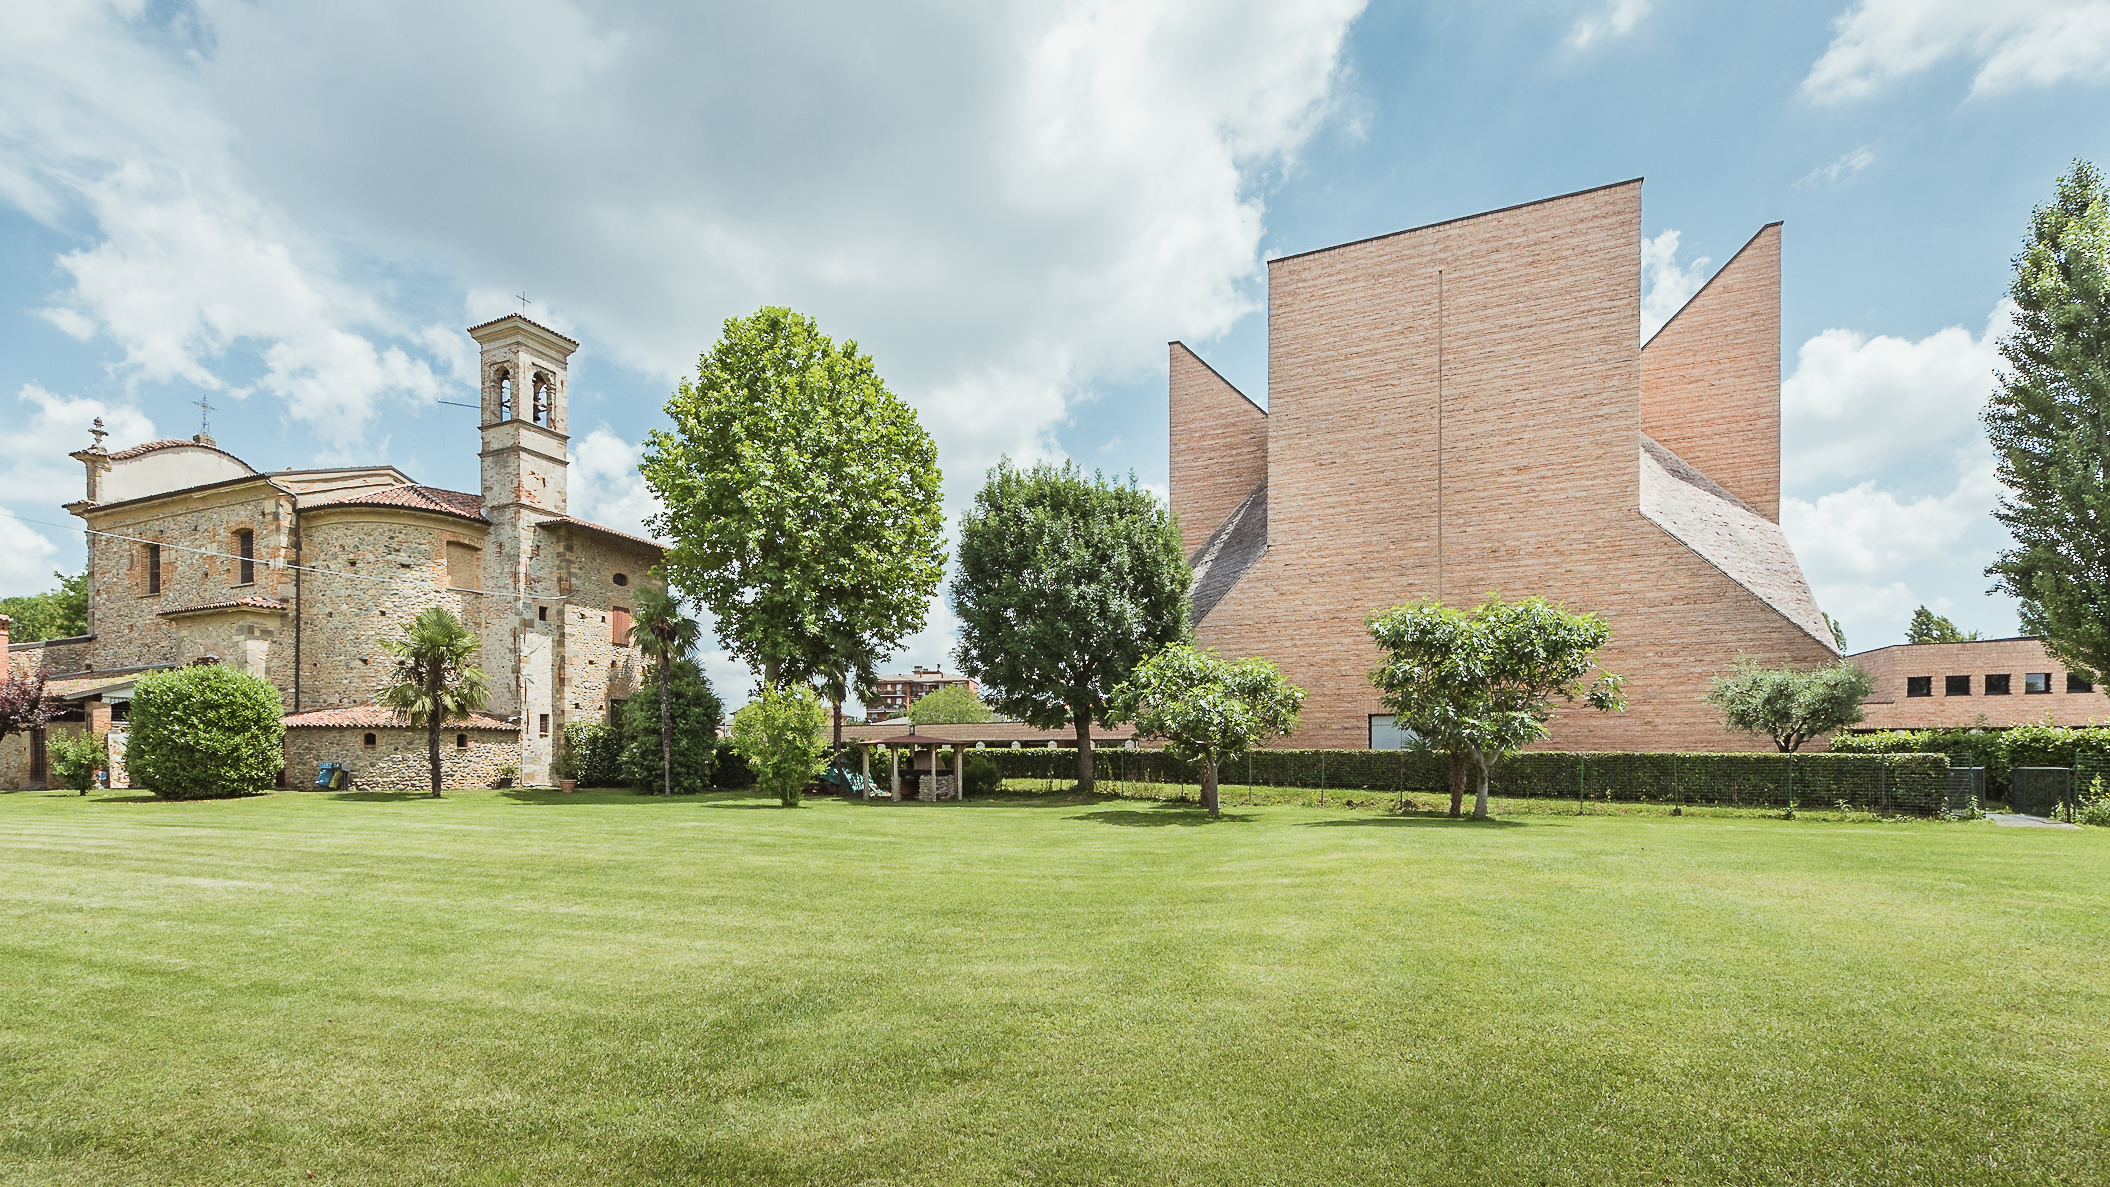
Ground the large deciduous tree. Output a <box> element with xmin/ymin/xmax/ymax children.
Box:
<box><xmin>1111</xmin><ymin>644</ymin><xmax>1304</xmax><ymax>818</ymax></box>
<box><xmin>640</xmin><ymin>307</ymin><xmax>944</xmax><ymax>701</ymax></box>
<box><xmin>1703</xmin><ymin>657</ymin><xmax>1875</xmax><ymax>753</ymax></box>
<box><xmin>627</xmin><ymin>584</ymin><xmax>702</xmax><ymax>796</ymax></box>
<box><xmin>377</xmin><ymin>608</ymin><xmax>490</xmax><ymax>798</ymax></box>
<box><xmin>1366</xmin><ymin>596</ymin><xmax>1626</xmax><ymax>820</ymax></box>
<box><xmin>1905</xmin><ymin>606</ymin><xmax>1979</xmax><ymax>645</ymax></box>
<box><xmin>951</xmin><ymin>461</ymin><xmax>1191</xmax><ymax>793</ymax></box>
<box><xmin>1986</xmin><ymin>159</ymin><xmax>2110</xmax><ymax>682</ymax></box>
<box><xmin>0</xmin><ymin>573</ymin><xmax>88</xmax><ymax>644</ymax></box>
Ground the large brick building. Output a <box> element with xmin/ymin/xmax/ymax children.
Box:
<box><xmin>1</xmin><ymin>315</ymin><xmax>659</xmax><ymax>789</ymax></box>
<box><xmin>1171</xmin><ymin>180</ymin><xmax>1839</xmax><ymax>753</ymax></box>
<box><xmin>1850</xmin><ymin>637</ymin><xmax>2110</xmax><ymax>731</ymax></box>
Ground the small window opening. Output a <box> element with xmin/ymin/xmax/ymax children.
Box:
<box><xmin>496</xmin><ymin>369</ymin><xmax>513</xmax><ymax>420</ymax></box>
<box><xmin>1985</xmin><ymin>673</ymin><xmax>2012</xmax><ymax>695</ymax></box>
<box><xmin>532</xmin><ymin>373</ymin><xmax>552</xmax><ymax>425</ymax></box>
<box><xmin>2070</xmin><ymin>673</ymin><xmax>2095</xmax><ymax>694</ymax></box>
<box><xmin>537</xmin><ymin>605</ymin><xmax>548</xmax><ymax>622</ymax></box>
<box><xmin>236</xmin><ymin>529</ymin><xmax>254</xmax><ymax>585</ymax></box>
<box><xmin>538</xmin><ymin>713</ymin><xmax>551</xmax><ymax>737</ymax></box>
<box><xmin>362</xmin><ymin>732</ymin><xmax>377</xmax><ymax>747</ymax></box>
<box><xmin>2025</xmin><ymin>672</ymin><xmax>2051</xmax><ymax>694</ymax></box>
<box><xmin>612</xmin><ymin>572</ymin><xmax>629</xmax><ymax>587</ymax></box>
<box><xmin>455</xmin><ymin>734</ymin><xmax>469</xmax><ymax>749</ymax></box>
<box><xmin>146</xmin><ymin>543</ymin><xmax>161</xmax><ymax>595</ymax></box>
<box><xmin>1945</xmin><ymin>674</ymin><xmax>1971</xmax><ymax>696</ymax></box>
<box><xmin>1906</xmin><ymin>676</ymin><xmax>1933</xmax><ymax>698</ymax></box>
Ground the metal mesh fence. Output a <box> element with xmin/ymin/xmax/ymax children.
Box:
<box><xmin>967</xmin><ymin>746</ymin><xmax>1951</xmax><ymax>814</ymax></box>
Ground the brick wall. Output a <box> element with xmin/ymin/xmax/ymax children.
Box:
<box><xmin>1187</xmin><ymin>182</ymin><xmax>1838</xmax><ymax>753</ymax></box>
<box><xmin>1169</xmin><ymin>342</ymin><xmax>1269</xmax><ymax>558</ymax></box>
<box><xmin>1640</xmin><ymin>224</ymin><xmax>1783</xmax><ymax>521</ymax></box>
<box><xmin>1852</xmin><ymin>638</ymin><xmax>2110</xmax><ymax>729</ymax></box>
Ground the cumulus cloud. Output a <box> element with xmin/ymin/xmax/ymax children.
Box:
<box><xmin>1798</xmin><ymin>145</ymin><xmax>1877</xmax><ymax>188</ymax></box>
<box><xmin>1568</xmin><ymin>0</ymin><xmax>1652</xmax><ymax>49</ymax></box>
<box><xmin>568</xmin><ymin>428</ymin><xmax>662</xmax><ymax>541</ymax></box>
<box><xmin>1804</xmin><ymin>0</ymin><xmax>2110</xmax><ymax>103</ymax></box>
<box><xmin>1778</xmin><ymin>303</ymin><xmax>2016</xmax><ymax>644</ymax></box>
<box><xmin>1640</xmin><ymin>229</ymin><xmax>1711</xmax><ymax>343</ymax></box>
<box><xmin>0</xmin><ymin>384</ymin><xmax>157</xmax><ymax>594</ymax></box>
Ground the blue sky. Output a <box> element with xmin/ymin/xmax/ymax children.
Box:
<box><xmin>4</xmin><ymin>0</ymin><xmax>2107</xmax><ymax>702</ymax></box>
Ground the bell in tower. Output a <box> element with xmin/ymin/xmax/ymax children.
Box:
<box><xmin>467</xmin><ymin>313</ymin><xmax>579</xmax><ymax>516</ymax></box>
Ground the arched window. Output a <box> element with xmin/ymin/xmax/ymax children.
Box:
<box><xmin>362</xmin><ymin>732</ymin><xmax>377</xmax><ymax>747</ymax></box>
<box><xmin>496</xmin><ymin>369</ymin><xmax>513</xmax><ymax>420</ymax></box>
<box><xmin>532</xmin><ymin>373</ymin><xmax>552</xmax><ymax>425</ymax></box>
<box><xmin>455</xmin><ymin>733</ymin><xmax>469</xmax><ymax>749</ymax></box>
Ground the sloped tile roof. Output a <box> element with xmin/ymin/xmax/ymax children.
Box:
<box><xmin>159</xmin><ymin>596</ymin><xmax>290</xmax><ymax>618</ymax></box>
<box><xmin>105</xmin><ymin>438</ymin><xmax>254</xmax><ymax>468</ymax></box>
<box><xmin>538</xmin><ymin>515</ymin><xmax>665</xmax><ymax>550</ymax></box>
<box><xmin>41</xmin><ymin>665</ymin><xmax>176</xmax><ymax>699</ymax></box>
<box><xmin>309</xmin><ymin>484</ymin><xmax>490</xmax><ymax>523</ymax></box>
<box><xmin>1639</xmin><ymin>435</ymin><xmax>1837</xmax><ymax>652</ymax></box>
<box><xmin>1188</xmin><ymin>479</ymin><xmax>1267</xmax><ymax>625</ymax></box>
<box><xmin>281</xmin><ymin>705</ymin><xmax>517</xmax><ymax>730</ymax></box>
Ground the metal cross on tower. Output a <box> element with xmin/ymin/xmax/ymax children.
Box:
<box><xmin>515</xmin><ymin>291</ymin><xmax>531</xmax><ymax>314</ymax></box>
<box><xmin>194</xmin><ymin>394</ymin><xmax>213</xmax><ymax>436</ymax></box>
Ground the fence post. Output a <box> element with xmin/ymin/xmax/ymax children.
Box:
<box><xmin>1578</xmin><ymin>753</ymin><xmax>1586</xmax><ymax>814</ymax></box>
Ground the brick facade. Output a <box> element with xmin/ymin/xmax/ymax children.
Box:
<box><xmin>1851</xmin><ymin>637</ymin><xmax>2110</xmax><ymax>730</ymax></box>
<box><xmin>1172</xmin><ymin>181</ymin><xmax>1838</xmax><ymax>754</ymax></box>
<box><xmin>1168</xmin><ymin>343</ymin><xmax>1269</xmax><ymax>557</ymax></box>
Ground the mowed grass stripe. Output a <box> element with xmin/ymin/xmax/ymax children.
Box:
<box><xmin>0</xmin><ymin>786</ymin><xmax>2104</xmax><ymax>1185</ymax></box>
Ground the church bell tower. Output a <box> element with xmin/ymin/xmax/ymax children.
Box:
<box><xmin>469</xmin><ymin>314</ymin><xmax>576</xmax><ymax>515</ymax></box>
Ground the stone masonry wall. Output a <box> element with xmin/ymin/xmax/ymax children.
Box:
<box><xmin>1639</xmin><ymin>223</ymin><xmax>1783</xmax><ymax>522</ymax></box>
<box><xmin>284</xmin><ymin>725</ymin><xmax>521</xmax><ymax>791</ymax></box>
<box><xmin>1169</xmin><ymin>342</ymin><xmax>1269</xmax><ymax>559</ymax></box>
<box><xmin>1191</xmin><ymin>181</ymin><xmax>1837</xmax><ymax>754</ymax></box>
<box><xmin>293</xmin><ymin>508</ymin><xmax>488</xmax><ymax>712</ymax></box>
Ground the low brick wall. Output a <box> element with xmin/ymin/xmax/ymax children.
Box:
<box><xmin>284</xmin><ymin>724</ymin><xmax>522</xmax><ymax>791</ymax></box>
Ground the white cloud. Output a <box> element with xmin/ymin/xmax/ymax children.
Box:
<box><xmin>1804</xmin><ymin>0</ymin><xmax>2110</xmax><ymax>103</ymax></box>
<box><xmin>1781</xmin><ymin>302</ymin><xmax>2009</xmax><ymax>487</ymax></box>
<box><xmin>1640</xmin><ymin>229</ymin><xmax>1711</xmax><ymax>343</ymax></box>
<box><xmin>568</xmin><ymin>428</ymin><xmax>662</xmax><ymax>541</ymax></box>
<box><xmin>1568</xmin><ymin>0</ymin><xmax>1652</xmax><ymax>49</ymax></box>
<box><xmin>1798</xmin><ymin>145</ymin><xmax>1877</xmax><ymax>188</ymax></box>
<box><xmin>1783</xmin><ymin>460</ymin><xmax>2000</xmax><ymax>579</ymax></box>
<box><xmin>0</xmin><ymin>384</ymin><xmax>157</xmax><ymax>594</ymax></box>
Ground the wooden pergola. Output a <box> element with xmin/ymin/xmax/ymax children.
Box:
<box><xmin>858</xmin><ymin>731</ymin><xmax>965</xmax><ymax>801</ymax></box>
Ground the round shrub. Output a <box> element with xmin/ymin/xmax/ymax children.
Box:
<box><xmin>125</xmin><ymin>664</ymin><xmax>286</xmax><ymax>800</ymax></box>
<box><xmin>962</xmin><ymin>750</ymin><xmax>1002</xmax><ymax>797</ymax></box>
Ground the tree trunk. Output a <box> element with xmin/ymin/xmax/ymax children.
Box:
<box><xmin>660</xmin><ymin>654</ymin><xmax>673</xmax><ymax>796</ymax></box>
<box><xmin>1201</xmin><ymin>756</ymin><xmax>1220</xmax><ymax>817</ymax></box>
<box><xmin>1073</xmin><ymin>711</ymin><xmax>1095</xmax><ymax>794</ymax></box>
<box><xmin>1471</xmin><ymin>749</ymin><xmax>1492</xmax><ymax>820</ymax></box>
<box><xmin>1448</xmin><ymin>749</ymin><xmax>1469</xmax><ymax>818</ymax></box>
<box><xmin>833</xmin><ymin>698</ymin><xmax>843</xmax><ymax>752</ymax></box>
<box><xmin>427</xmin><ymin>664</ymin><xmax>442</xmax><ymax>798</ymax></box>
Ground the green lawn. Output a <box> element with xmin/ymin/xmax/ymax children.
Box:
<box><xmin>1</xmin><ymin>787</ymin><xmax>2105</xmax><ymax>1186</ymax></box>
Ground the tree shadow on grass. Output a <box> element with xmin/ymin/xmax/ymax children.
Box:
<box><xmin>1067</xmin><ymin>805</ymin><xmax>1257</xmax><ymax>827</ymax></box>
<box><xmin>1299</xmin><ymin>814</ymin><xmax>1527</xmax><ymax>828</ymax></box>
<box><xmin>330</xmin><ymin>791</ymin><xmax>440</xmax><ymax>803</ymax></box>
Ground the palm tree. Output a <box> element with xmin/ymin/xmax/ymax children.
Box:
<box><xmin>378</xmin><ymin>607</ymin><xmax>490</xmax><ymax>798</ymax></box>
<box><xmin>628</xmin><ymin>586</ymin><xmax>700</xmax><ymax>796</ymax></box>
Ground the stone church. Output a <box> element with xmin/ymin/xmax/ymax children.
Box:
<box><xmin>1</xmin><ymin>315</ymin><xmax>661</xmax><ymax>790</ymax></box>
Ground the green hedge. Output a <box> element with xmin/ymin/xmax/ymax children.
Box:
<box><xmin>1831</xmin><ymin>725</ymin><xmax>2110</xmax><ymax>801</ymax></box>
<box><xmin>963</xmin><ymin>745</ymin><xmax>1950</xmax><ymax>814</ymax></box>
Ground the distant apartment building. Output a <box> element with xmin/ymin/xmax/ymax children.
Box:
<box><xmin>868</xmin><ymin>667</ymin><xmax>977</xmax><ymax>718</ymax></box>
<box><xmin>1850</xmin><ymin>637</ymin><xmax>2110</xmax><ymax>731</ymax></box>
<box><xmin>1171</xmin><ymin>179</ymin><xmax>1839</xmax><ymax>752</ymax></box>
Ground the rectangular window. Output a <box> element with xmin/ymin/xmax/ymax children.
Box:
<box><xmin>1985</xmin><ymin>673</ymin><xmax>2012</xmax><ymax>695</ymax></box>
<box><xmin>1945</xmin><ymin>674</ymin><xmax>1971</xmax><ymax>696</ymax></box>
<box><xmin>2025</xmin><ymin>672</ymin><xmax>2051</xmax><ymax>694</ymax></box>
<box><xmin>2071</xmin><ymin>673</ymin><xmax>2096</xmax><ymax>694</ymax></box>
<box><xmin>538</xmin><ymin>713</ymin><xmax>551</xmax><ymax>737</ymax></box>
<box><xmin>1906</xmin><ymin>676</ymin><xmax>1933</xmax><ymax>698</ymax></box>
<box><xmin>611</xmin><ymin>606</ymin><xmax>631</xmax><ymax>646</ymax></box>
<box><xmin>145</xmin><ymin>543</ymin><xmax>161</xmax><ymax>595</ymax></box>
<box><xmin>236</xmin><ymin>529</ymin><xmax>254</xmax><ymax>585</ymax></box>
<box><xmin>1368</xmin><ymin>715</ymin><xmax>1419</xmax><ymax>750</ymax></box>
<box><xmin>444</xmin><ymin>541</ymin><xmax>482</xmax><ymax>591</ymax></box>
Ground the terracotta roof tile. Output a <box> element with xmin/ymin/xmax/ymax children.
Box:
<box><xmin>281</xmin><ymin>705</ymin><xmax>517</xmax><ymax>730</ymax></box>
<box><xmin>159</xmin><ymin>596</ymin><xmax>290</xmax><ymax>618</ymax></box>
<box><xmin>538</xmin><ymin>515</ymin><xmax>665</xmax><ymax>550</ymax></box>
<box><xmin>310</xmin><ymin>484</ymin><xmax>490</xmax><ymax>523</ymax></box>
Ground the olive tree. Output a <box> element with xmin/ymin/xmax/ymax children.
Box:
<box><xmin>1704</xmin><ymin>657</ymin><xmax>1874</xmax><ymax>752</ymax></box>
<box><xmin>952</xmin><ymin>460</ymin><xmax>1190</xmax><ymax>793</ymax></box>
<box><xmin>1112</xmin><ymin>644</ymin><xmax>1304</xmax><ymax>817</ymax></box>
<box><xmin>1367</xmin><ymin>596</ymin><xmax>1626</xmax><ymax>820</ymax></box>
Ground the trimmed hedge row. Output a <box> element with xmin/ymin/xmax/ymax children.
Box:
<box><xmin>1831</xmin><ymin>724</ymin><xmax>2110</xmax><ymax>800</ymax></box>
<box><xmin>968</xmin><ymin>745</ymin><xmax>1951</xmax><ymax>814</ymax></box>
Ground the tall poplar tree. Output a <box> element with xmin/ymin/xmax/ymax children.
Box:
<box><xmin>1985</xmin><ymin>160</ymin><xmax>2110</xmax><ymax>681</ymax></box>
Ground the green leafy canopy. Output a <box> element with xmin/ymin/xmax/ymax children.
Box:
<box><xmin>641</xmin><ymin>307</ymin><xmax>944</xmax><ymax>690</ymax></box>
<box><xmin>730</xmin><ymin>682</ymin><xmax>831</xmax><ymax>807</ymax></box>
<box><xmin>1112</xmin><ymin>644</ymin><xmax>1304</xmax><ymax>815</ymax></box>
<box><xmin>906</xmin><ymin>683</ymin><xmax>996</xmax><ymax>725</ymax></box>
<box><xmin>0</xmin><ymin>572</ymin><xmax>87</xmax><ymax>644</ymax></box>
<box><xmin>126</xmin><ymin>665</ymin><xmax>286</xmax><ymax>800</ymax></box>
<box><xmin>1703</xmin><ymin>656</ymin><xmax>1874</xmax><ymax>753</ymax></box>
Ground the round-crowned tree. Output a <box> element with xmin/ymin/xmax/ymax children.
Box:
<box><xmin>125</xmin><ymin>664</ymin><xmax>286</xmax><ymax>800</ymax></box>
